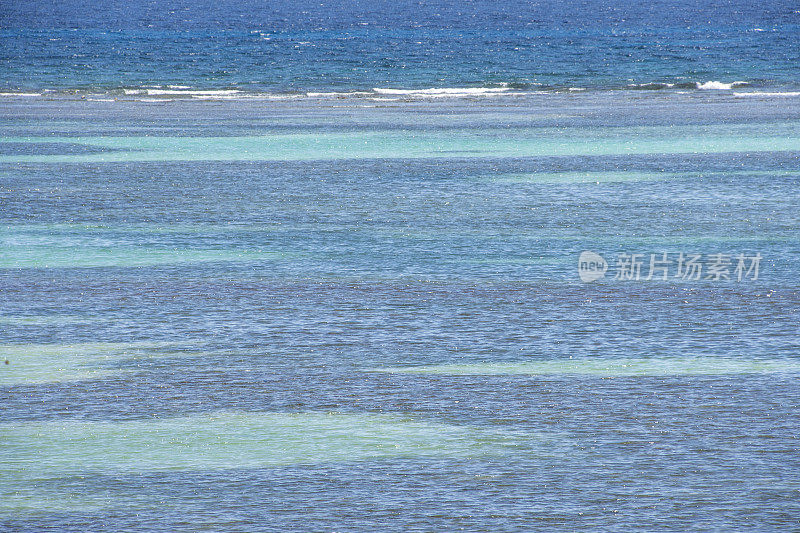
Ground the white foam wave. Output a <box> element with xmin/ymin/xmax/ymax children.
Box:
<box><xmin>372</xmin><ymin>87</ymin><xmax>512</xmax><ymax>96</ymax></box>
<box><xmin>306</xmin><ymin>91</ymin><xmax>372</xmax><ymax>97</ymax></box>
<box><xmin>262</xmin><ymin>94</ymin><xmax>305</xmax><ymax>100</ymax></box>
<box><xmin>696</xmin><ymin>81</ymin><xmax>749</xmax><ymax>90</ymax></box>
<box><xmin>6</xmin><ymin>82</ymin><xmax>780</xmax><ymax>103</ymax></box>
<box><xmin>191</xmin><ymin>93</ymin><xmax>302</xmax><ymax>100</ymax></box>
<box><xmin>145</xmin><ymin>89</ymin><xmax>242</xmax><ymax>96</ymax></box>
<box><xmin>627</xmin><ymin>82</ymin><xmax>675</xmax><ymax>89</ymax></box>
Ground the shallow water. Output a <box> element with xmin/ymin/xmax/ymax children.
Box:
<box><xmin>373</xmin><ymin>357</ymin><xmax>800</xmax><ymax>377</ymax></box>
<box><xmin>1</xmin><ymin>88</ymin><xmax>799</xmax><ymax>531</ymax></box>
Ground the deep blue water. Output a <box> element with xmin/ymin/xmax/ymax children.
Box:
<box><xmin>1</xmin><ymin>0</ymin><xmax>800</xmax><ymax>92</ymax></box>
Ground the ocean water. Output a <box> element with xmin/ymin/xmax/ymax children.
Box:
<box><xmin>1</xmin><ymin>0</ymin><xmax>800</xmax><ymax>95</ymax></box>
<box><xmin>2</xmin><ymin>1</ymin><xmax>800</xmax><ymax>531</ymax></box>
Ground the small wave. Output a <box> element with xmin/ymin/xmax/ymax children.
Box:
<box><xmin>696</xmin><ymin>81</ymin><xmax>749</xmax><ymax>90</ymax></box>
<box><xmin>2</xmin><ymin>81</ymin><xmax>778</xmax><ymax>102</ymax></box>
<box><xmin>192</xmin><ymin>93</ymin><xmax>303</xmax><ymax>100</ymax></box>
<box><xmin>121</xmin><ymin>88</ymin><xmax>242</xmax><ymax>97</ymax></box>
<box><xmin>628</xmin><ymin>82</ymin><xmax>675</xmax><ymax>90</ymax></box>
<box><xmin>372</xmin><ymin>87</ymin><xmax>512</xmax><ymax>96</ymax></box>
<box><xmin>145</xmin><ymin>89</ymin><xmax>242</xmax><ymax>96</ymax></box>
<box><xmin>497</xmin><ymin>81</ymin><xmax>538</xmax><ymax>90</ymax></box>
<box><xmin>627</xmin><ymin>81</ymin><xmax>751</xmax><ymax>91</ymax></box>
<box><xmin>306</xmin><ymin>91</ymin><xmax>372</xmax><ymax>98</ymax></box>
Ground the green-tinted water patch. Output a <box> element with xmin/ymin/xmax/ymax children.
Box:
<box><xmin>0</xmin><ymin>314</ymin><xmax>106</xmax><ymax>326</ymax></box>
<box><xmin>371</xmin><ymin>357</ymin><xmax>800</xmax><ymax>377</ymax></box>
<box><xmin>0</xmin><ymin>247</ymin><xmax>292</xmax><ymax>269</ymax></box>
<box><xmin>0</xmin><ymin>411</ymin><xmax>534</xmax><ymax>476</ymax></box>
<box><xmin>0</xmin><ymin>341</ymin><xmax>191</xmax><ymax>385</ymax></box>
<box><xmin>2</xmin><ymin>123</ymin><xmax>800</xmax><ymax>163</ymax></box>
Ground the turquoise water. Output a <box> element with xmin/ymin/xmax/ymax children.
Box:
<box><xmin>4</xmin><ymin>124</ymin><xmax>800</xmax><ymax>163</ymax></box>
<box><xmin>1</xmin><ymin>92</ymin><xmax>799</xmax><ymax>530</ymax></box>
